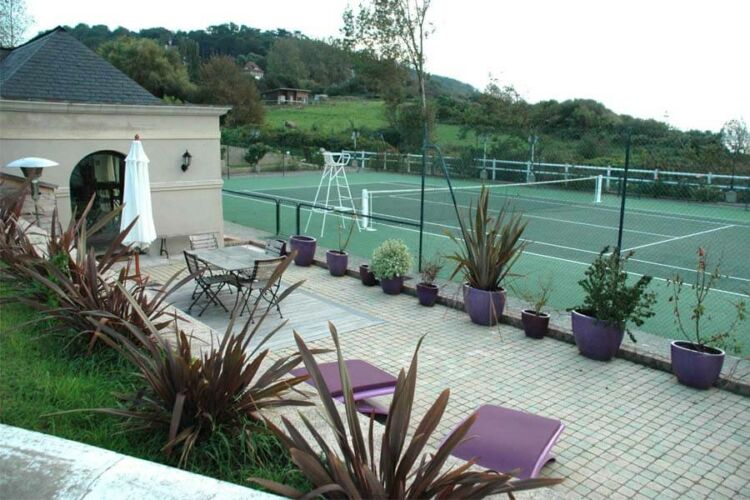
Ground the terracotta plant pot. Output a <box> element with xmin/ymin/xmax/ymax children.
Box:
<box><xmin>289</xmin><ymin>235</ymin><xmax>316</xmax><ymax>266</ymax></box>
<box><xmin>521</xmin><ymin>310</ymin><xmax>549</xmax><ymax>339</ymax></box>
<box><xmin>380</xmin><ymin>276</ymin><xmax>404</xmax><ymax>295</ymax></box>
<box><xmin>570</xmin><ymin>310</ymin><xmax>624</xmax><ymax>361</ymax></box>
<box><xmin>463</xmin><ymin>285</ymin><xmax>505</xmax><ymax>326</ymax></box>
<box><xmin>326</xmin><ymin>250</ymin><xmax>348</xmax><ymax>277</ymax></box>
<box><xmin>671</xmin><ymin>340</ymin><xmax>725</xmax><ymax>390</ymax></box>
<box><xmin>359</xmin><ymin>264</ymin><xmax>377</xmax><ymax>286</ymax></box>
<box><xmin>416</xmin><ymin>283</ymin><xmax>439</xmax><ymax>307</ymax></box>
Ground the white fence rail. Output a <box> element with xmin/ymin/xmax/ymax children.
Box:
<box><xmin>341</xmin><ymin>150</ymin><xmax>750</xmax><ymax>192</ymax></box>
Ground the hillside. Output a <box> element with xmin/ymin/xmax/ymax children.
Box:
<box><xmin>265</xmin><ymin>99</ymin><xmax>475</xmax><ymax>148</ymax></box>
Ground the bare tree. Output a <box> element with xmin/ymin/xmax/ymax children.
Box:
<box><xmin>721</xmin><ymin>118</ymin><xmax>749</xmax><ymax>190</ymax></box>
<box><xmin>0</xmin><ymin>0</ymin><xmax>33</xmax><ymax>47</ymax></box>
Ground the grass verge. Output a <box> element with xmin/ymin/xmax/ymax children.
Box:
<box><xmin>0</xmin><ymin>287</ymin><xmax>309</xmax><ymax>492</ymax></box>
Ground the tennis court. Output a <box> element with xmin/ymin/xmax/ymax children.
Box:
<box><xmin>223</xmin><ymin>170</ymin><xmax>750</xmax><ymax>353</ymax></box>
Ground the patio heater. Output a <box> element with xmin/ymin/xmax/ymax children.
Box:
<box><xmin>5</xmin><ymin>157</ymin><xmax>60</xmax><ymax>224</ymax></box>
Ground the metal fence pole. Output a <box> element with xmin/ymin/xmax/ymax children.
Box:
<box><xmin>275</xmin><ymin>200</ymin><xmax>281</xmax><ymax>235</ymax></box>
<box><xmin>295</xmin><ymin>204</ymin><xmax>301</xmax><ymax>236</ymax></box>
<box><xmin>616</xmin><ymin>130</ymin><xmax>632</xmax><ymax>252</ymax></box>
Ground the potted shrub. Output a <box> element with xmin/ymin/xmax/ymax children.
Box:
<box><xmin>326</xmin><ymin>223</ymin><xmax>354</xmax><ymax>277</ymax></box>
<box><xmin>570</xmin><ymin>248</ymin><xmax>656</xmax><ymax>361</ymax></box>
<box><xmin>416</xmin><ymin>257</ymin><xmax>443</xmax><ymax>307</ymax></box>
<box><xmin>359</xmin><ymin>264</ymin><xmax>377</xmax><ymax>286</ymax></box>
<box><xmin>667</xmin><ymin>248</ymin><xmax>746</xmax><ymax>389</ymax></box>
<box><xmin>371</xmin><ymin>239</ymin><xmax>412</xmax><ymax>295</ymax></box>
<box><xmin>514</xmin><ymin>276</ymin><xmax>553</xmax><ymax>339</ymax></box>
<box><xmin>289</xmin><ymin>234</ymin><xmax>316</xmax><ymax>266</ymax></box>
<box><xmin>447</xmin><ymin>186</ymin><xmax>527</xmax><ymax>326</ymax></box>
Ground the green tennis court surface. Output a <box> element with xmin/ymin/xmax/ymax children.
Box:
<box><xmin>223</xmin><ymin>171</ymin><xmax>750</xmax><ymax>353</ymax></box>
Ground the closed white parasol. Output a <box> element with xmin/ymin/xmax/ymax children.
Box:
<box><xmin>120</xmin><ymin>134</ymin><xmax>157</xmax><ymax>250</ymax></box>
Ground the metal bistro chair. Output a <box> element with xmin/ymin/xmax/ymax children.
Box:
<box><xmin>236</xmin><ymin>257</ymin><xmax>285</xmax><ymax>317</ymax></box>
<box><xmin>184</xmin><ymin>251</ymin><xmax>235</xmax><ymax>316</ymax></box>
<box><xmin>189</xmin><ymin>233</ymin><xmax>219</xmax><ymax>251</ymax></box>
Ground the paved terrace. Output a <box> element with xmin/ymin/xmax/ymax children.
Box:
<box><xmin>145</xmin><ymin>258</ymin><xmax>750</xmax><ymax>499</ymax></box>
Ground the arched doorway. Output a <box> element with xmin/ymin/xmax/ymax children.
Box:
<box><xmin>69</xmin><ymin>150</ymin><xmax>126</xmax><ymax>247</ymax></box>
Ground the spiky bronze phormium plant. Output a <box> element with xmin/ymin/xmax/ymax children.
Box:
<box><xmin>446</xmin><ymin>186</ymin><xmax>527</xmax><ymax>292</ymax></box>
<box><xmin>250</xmin><ymin>323</ymin><xmax>563</xmax><ymax>498</ymax></box>
<box><xmin>77</xmin><ymin>253</ymin><xmax>323</xmax><ymax>467</ymax></box>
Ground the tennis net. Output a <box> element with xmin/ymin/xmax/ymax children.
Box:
<box><xmin>361</xmin><ymin>175</ymin><xmax>604</xmax><ymax>229</ymax></box>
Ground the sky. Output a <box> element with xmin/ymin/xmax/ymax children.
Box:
<box><xmin>23</xmin><ymin>0</ymin><xmax>750</xmax><ymax>132</ymax></box>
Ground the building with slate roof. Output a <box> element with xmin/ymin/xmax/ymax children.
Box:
<box><xmin>0</xmin><ymin>27</ymin><xmax>229</xmax><ymax>250</ymax></box>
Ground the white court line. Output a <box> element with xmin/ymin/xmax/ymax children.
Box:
<box><xmin>623</xmin><ymin>225</ymin><xmax>736</xmax><ymax>252</ymax></box>
<box><xmin>373</xmin><ymin>185</ymin><xmax>749</xmax><ymax>227</ymax></box>
<box><xmin>364</xmin><ymin>217</ymin><xmax>749</xmax><ymax>298</ymax></box>
<box><xmin>222</xmin><ymin>192</ymin><xmax>750</xmax><ymax>287</ymax></box>
<box><xmin>364</xmin><ymin>208</ymin><xmax>750</xmax><ymax>286</ymax></box>
<box><xmin>390</xmin><ymin>193</ymin><xmax>676</xmax><ymax>238</ymax></box>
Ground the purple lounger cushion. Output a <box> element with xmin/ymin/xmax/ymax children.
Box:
<box><xmin>449</xmin><ymin>404</ymin><xmax>564</xmax><ymax>480</ymax></box>
<box><xmin>291</xmin><ymin>359</ymin><xmax>397</xmax><ymax>399</ymax></box>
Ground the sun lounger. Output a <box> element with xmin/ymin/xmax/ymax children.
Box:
<box><xmin>447</xmin><ymin>404</ymin><xmax>564</xmax><ymax>479</ymax></box>
<box><xmin>292</xmin><ymin>359</ymin><xmax>397</xmax><ymax>416</ymax></box>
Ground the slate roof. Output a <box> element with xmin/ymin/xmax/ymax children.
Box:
<box><xmin>0</xmin><ymin>27</ymin><xmax>162</xmax><ymax>106</ymax></box>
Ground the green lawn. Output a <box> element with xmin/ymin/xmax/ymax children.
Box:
<box><xmin>265</xmin><ymin>98</ymin><xmax>474</xmax><ymax>148</ymax></box>
<box><xmin>0</xmin><ymin>286</ymin><xmax>308</xmax><ymax>491</ymax></box>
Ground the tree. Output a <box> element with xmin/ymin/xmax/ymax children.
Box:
<box><xmin>346</xmin><ymin>0</ymin><xmax>433</xmax><ymax>125</ymax></box>
<box><xmin>721</xmin><ymin>118</ymin><xmax>749</xmax><ymax>189</ymax></box>
<box><xmin>0</xmin><ymin>0</ymin><xmax>32</xmax><ymax>47</ymax></box>
<box><xmin>98</xmin><ymin>37</ymin><xmax>195</xmax><ymax>100</ymax></box>
<box><xmin>265</xmin><ymin>38</ymin><xmax>308</xmax><ymax>88</ymax></box>
<box><xmin>197</xmin><ymin>56</ymin><xmax>264</xmax><ymax>126</ymax></box>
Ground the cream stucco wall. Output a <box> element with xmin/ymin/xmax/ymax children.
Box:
<box><xmin>0</xmin><ymin>100</ymin><xmax>229</xmax><ymax>249</ymax></box>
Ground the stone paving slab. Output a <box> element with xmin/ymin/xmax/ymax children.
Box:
<box><xmin>269</xmin><ymin>263</ymin><xmax>750</xmax><ymax>499</ymax></box>
<box><xmin>142</xmin><ymin>254</ymin><xmax>750</xmax><ymax>498</ymax></box>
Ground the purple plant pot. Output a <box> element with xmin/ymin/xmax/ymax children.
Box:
<box><xmin>671</xmin><ymin>340</ymin><xmax>725</xmax><ymax>390</ymax></box>
<box><xmin>570</xmin><ymin>310</ymin><xmax>624</xmax><ymax>361</ymax></box>
<box><xmin>359</xmin><ymin>264</ymin><xmax>377</xmax><ymax>286</ymax></box>
<box><xmin>326</xmin><ymin>250</ymin><xmax>348</xmax><ymax>277</ymax></box>
<box><xmin>380</xmin><ymin>276</ymin><xmax>404</xmax><ymax>295</ymax></box>
<box><xmin>289</xmin><ymin>235</ymin><xmax>316</xmax><ymax>266</ymax></box>
<box><xmin>416</xmin><ymin>283</ymin><xmax>439</xmax><ymax>307</ymax></box>
<box><xmin>463</xmin><ymin>285</ymin><xmax>505</xmax><ymax>326</ymax></box>
<box><xmin>521</xmin><ymin>310</ymin><xmax>549</xmax><ymax>339</ymax></box>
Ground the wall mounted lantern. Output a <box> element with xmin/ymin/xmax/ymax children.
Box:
<box><xmin>181</xmin><ymin>150</ymin><xmax>192</xmax><ymax>172</ymax></box>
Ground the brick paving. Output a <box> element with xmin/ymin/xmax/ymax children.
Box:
<box><xmin>145</xmin><ymin>260</ymin><xmax>750</xmax><ymax>499</ymax></box>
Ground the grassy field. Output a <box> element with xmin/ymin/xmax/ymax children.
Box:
<box><xmin>265</xmin><ymin>98</ymin><xmax>475</xmax><ymax>148</ymax></box>
<box><xmin>0</xmin><ymin>288</ymin><xmax>308</xmax><ymax>491</ymax></box>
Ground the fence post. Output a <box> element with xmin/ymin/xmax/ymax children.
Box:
<box><xmin>361</xmin><ymin>150</ymin><xmax>366</xmax><ymax>169</ymax></box>
<box><xmin>295</xmin><ymin>204</ymin><xmax>301</xmax><ymax>236</ymax></box>
<box><xmin>564</xmin><ymin>164</ymin><xmax>570</xmax><ymax>180</ymax></box>
<box><xmin>407</xmin><ymin>155</ymin><xmax>411</xmax><ymax>173</ymax></box>
<box><xmin>707</xmin><ymin>172</ymin><xmax>712</xmax><ymax>185</ymax></box>
<box><xmin>492</xmin><ymin>159</ymin><xmax>497</xmax><ymax>181</ymax></box>
<box><xmin>606</xmin><ymin>165</ymin><xmax>611</xmax><ymax>191</ymax></box>
<box><xmin>526</xmin><ymin>160</ymin><xmax>532</xmax><ymax>183</ymax></box>
<box><xmin>275</xmin><ymin>200</ymin><xmax>280</xmax><ymax>235</ymax></box>
<box><xmin>383</xmin><ymin>151</ymin><xmax>387</xmax><ymax>171</ymax></box>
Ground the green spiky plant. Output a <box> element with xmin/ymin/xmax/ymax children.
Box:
<box><xmin>446</xmin><ymin>186</ymin><xmax>527</xmax><ymax>291</ymax></box>
<box><xmin>250</xmin><ymin>323</ymin><xmax>563</xmax><ymax>498</ymax></box>
<box><xmin>56</xmin><ymin>253</ymin><xmax>324</xmax><ymax>467</ymax></box>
